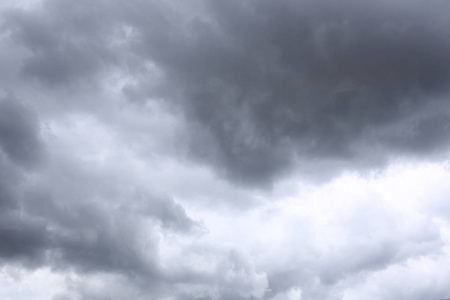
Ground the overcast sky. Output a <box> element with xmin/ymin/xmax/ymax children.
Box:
<box><xmin>1</xmin><ymin>0</ymin><xmax>450</xmax><ymax>299</ymax></box>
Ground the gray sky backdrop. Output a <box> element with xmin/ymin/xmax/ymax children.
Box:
<box><xmin>1</xmin><ymin>0</ymin><xmax>450</xmax><ymax>299</ymax></box>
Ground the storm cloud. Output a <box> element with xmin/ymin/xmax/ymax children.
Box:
<box><xmin>3</xmin><ymin>0</ymin><xmax>450</xmax><ymax>185</ymax></box>
<box><xmin>122</xmin><ymin>0</ymin><xmax>450</xmax><ymax>185</ymax></box>
<box><xmin>1</xmin><ymin>0</ymin><xmax>450</xmax><ymax>299</ymax></box>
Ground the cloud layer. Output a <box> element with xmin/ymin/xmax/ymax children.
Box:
<box><xmin>1</xmin><ymin>0</ymin><xmax>450</xmax><ymax>299</ymax></box>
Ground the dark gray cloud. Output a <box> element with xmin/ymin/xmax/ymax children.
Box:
<box><xmin>3</xmin><ymin>0</ymin><xmax>118</xmax><ymax>88</ymax></box>
<box><xmin>118</xmin><ymin>0</ymin><xmax>450</xmax><ymax>185</ymax></box>
<box><xmin>0</xmin><ymin>162</ymin><xmax>202</xmax><ymax>272</ymax></box>
<box><xmin>0</xmin><ymin>96</ymin><xmax>45</xmax><ymax>168</ymax></box>
<box><xmin>5</xmin><ymin>0</ymin><xmax>450</xmax><ymax>186</ymax></box>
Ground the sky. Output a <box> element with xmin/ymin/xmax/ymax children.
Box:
<box><xmin>1</xmin><ymin>0</ymin><xmax>450</xmax><ymax>299</ymax></box>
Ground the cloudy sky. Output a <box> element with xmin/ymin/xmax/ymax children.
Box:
<box><xmin>1</xmin><ymin>0</ymin><xmax>450</xmax><ymax>299</ymax></box>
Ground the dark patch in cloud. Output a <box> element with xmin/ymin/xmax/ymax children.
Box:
<box><xmin>0</xmin><ymin>160</ymin><xmax>20</xmax><ymax>210</ymax></box>
<box><xmin>0</xmin><ymin>212</ymin><xmax>50</xmax><ymax>267</ymax></box>
<box><xmin>389</xmin><ymin>113</ymin><xmax>450</xmax><ymax>153</ymax></box>
<box><xmin>16</xmin><ymin>181</ymin><xmax>201</xmax><ymax>276</ymax></box>
<box><xmin>3</xmin><ymin>0</ymin><xmax>118</xmax><ymax>87</ymax></box>
<box><xmin>0</xmin><ymin>96</ymin><xmax>45</xmax><ymax>168</ymax></box>
<box><xmin>122</xmin><ymin>0</ymin><xmax>450</xmax><ymax>185</ymax></box>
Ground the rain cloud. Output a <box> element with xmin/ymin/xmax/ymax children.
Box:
<box><xmin>1</xmin><ymin>0</ymin><xmax>450</xmax><ymax>299</ymax></box>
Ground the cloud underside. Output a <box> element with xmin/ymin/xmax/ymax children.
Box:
<box><xmin>4</xmin><ymin>0</ymin><xmax>450</xmax><ymax>185</ymax></box>
<box><xmin>1</xmin><ymin>0</ymin><xmax>450</xmax><ymax>299</ymax></box>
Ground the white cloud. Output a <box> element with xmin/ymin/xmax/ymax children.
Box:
<box><xmin>0</xmin><ymin>267</ymin><xmax>66</xmax><ymax>300</ymax></box>
<box><xmin>270</xmin><ymin>288</ymin><xmax>302</xmax><ymax>300</ymax></box>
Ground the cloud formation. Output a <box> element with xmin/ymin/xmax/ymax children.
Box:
<box><xmin>3</xmin><ymin>0</ymin><xmax>450</xmax><ymax>185</ymax></box>
<box><xmin>121</xmin><ymin>0</ymin><xmax>450</xmax><ymax>185</ymax></box>
<box><xmin>1</xmin><ymin>0</ymin><xmax>450</xmax><ymax>299</ymax></box>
